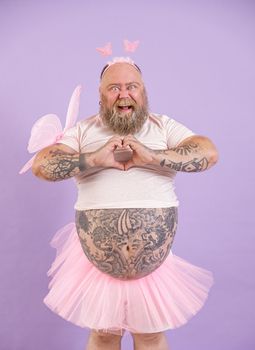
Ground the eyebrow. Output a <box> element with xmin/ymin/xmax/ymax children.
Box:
<box><xmin>106</xmin><ymin>82</ymin><xmax>141</xmax><ymax>88</ymax></box>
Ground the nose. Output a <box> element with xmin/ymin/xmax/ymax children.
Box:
<box><xmin>118</xmin><ymin>88</ymin><xmax>130</xmax><ymax>99</ymax></box>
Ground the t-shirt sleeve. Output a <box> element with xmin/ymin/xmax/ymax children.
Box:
<box><xmin>165</xmin><ymin>117</ymin><xmax>196</xmax><ymax>149</ymax></box>
<box><xmin>57</xmin><ymin>124</ymin><xmax>80</xmax><ymax>152</ymax></box>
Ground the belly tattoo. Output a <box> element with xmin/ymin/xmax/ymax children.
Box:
<box><xmin>75</xmin><ymin>207</ymin><xmax>178</xmax><ymax>280</ymax></box>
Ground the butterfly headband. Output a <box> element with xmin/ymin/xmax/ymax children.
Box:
<box><xmin>96</xmin><ymin>40</ymin><xmax>141</xmax><ymax>78</ymax></box>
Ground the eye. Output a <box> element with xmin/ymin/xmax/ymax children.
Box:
<box><xmin>127</xmin><ymin>84</ymin><xmax>137</xmax><ymax>91</ymax></box>
<box><xmin>109</xmin><ymin>86</ymin><xmax>120</xmax><ymax>92</ymax></box>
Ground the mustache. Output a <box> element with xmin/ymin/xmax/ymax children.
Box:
<box><xmin>115</xmin><ymin>99</ymin><xmax>135</xmax><ymax>107</ymax></box>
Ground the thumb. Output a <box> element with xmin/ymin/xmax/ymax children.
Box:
<box><xmin>112</xmin><ymin>161</ymin><xmax>125</xmax><ymax>171</ymax></box>
<box><xmin>124</xmin><ymin>160</ymin><xmax>134</xmax><ymax>171</ymax></box>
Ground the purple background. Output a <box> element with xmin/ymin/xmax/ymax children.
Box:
<box><xmin>1</xmin><ymin>0</ymin><xmax>254</xmax><ymax>349</ymax></box>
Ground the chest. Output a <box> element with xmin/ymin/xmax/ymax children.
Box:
<box><xmin>79</xmin><ymin>119</ymin><xmax>168</xmax><ymax>153</ymax></box>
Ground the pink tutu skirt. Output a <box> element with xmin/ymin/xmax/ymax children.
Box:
<box><xmin>43</xmin><ymin>223</ymin><xmax>213</xmax><ymax>334</ymax></box>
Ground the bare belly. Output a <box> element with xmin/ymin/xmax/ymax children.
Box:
<box><xmin>75</xmin><ymin>207</ymin><xmax>178</xmax><ymax>280</ymax></box>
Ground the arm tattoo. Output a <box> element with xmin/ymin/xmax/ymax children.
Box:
<box><xmin>160</xmin><ymin>157</ymin><xmax>209</xmax><ymax>172</ymax></box>
<box><xmin>155</xmin><ymin>142</ymin><xmax>209</xmax><ymax>172</ymax></box>
<box><xmin>154</xmin><ymin>143</ymin><xmax>198</xmax><ymax>156</ymax></box>
<box><xmin>171</xmin><ymin>142</ymin><xmax>199</xmax><ymax>155</ymax></box>
<box><xmin>40</xmin><ymin>149</ymin><xmax>89</xmax><ymax>181</ymax></box>
<box><xmin>75</xmin><ymin>207</ymin><xmax>178</xmax><ymax>280</ymax></box>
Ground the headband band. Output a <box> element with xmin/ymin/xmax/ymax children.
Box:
<box><xmin>100</xmin><ymin>57</ymin><xmax>142</xmax><ymax>80</ymax></box>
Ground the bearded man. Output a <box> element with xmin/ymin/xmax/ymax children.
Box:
<box><xmin>32</xmin><ymin>58</ymin><xmax>218</xmax><ymax>350</ymax></box>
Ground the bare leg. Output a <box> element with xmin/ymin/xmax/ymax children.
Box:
<box><xmin>86</xmin><ymin>330</ymin><xmax>122</xmax><ymax>350</ymax></box>
<box><xmin>132</xmin><ymin>331</ymin><xmax>169</xmax><ymax>350</ymax></box>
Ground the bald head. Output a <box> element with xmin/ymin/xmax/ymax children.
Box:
<box><xmin>100</xmin><ymin>62</ymin><xmax>144</xmax><ymax>91</ymax></box>
<box><xmin>100</xmin><ymin>59</ymin><xmax>142</xmax><ymax>79</ymax></box>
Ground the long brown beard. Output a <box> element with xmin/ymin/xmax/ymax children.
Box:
<box><xmin>100</xmin><ymin>91</ymin><xmax>149</xmax><ymax>135</ymax></box>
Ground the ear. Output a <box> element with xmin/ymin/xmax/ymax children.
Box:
<box><xmin>99</xmin><ymin>86</ymin><xmax>103</xmax><ymax>102</ymax></box>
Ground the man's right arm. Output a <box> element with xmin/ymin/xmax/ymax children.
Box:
<box><xmin>32</xmin><ymin>144</ymin><xmax>94</xmax><ymax>182</ymax></box>
<box><xmin>32</xmin><ymin>136</ymin><xmax>125</xmax><ymax>181</ymax></box>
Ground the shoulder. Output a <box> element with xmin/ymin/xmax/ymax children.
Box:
<box><xmin>75</xmin><ymin>114</ymin><xmax>101</xmax><ymax>133</ymax></box>
<box><xmin>76</xmin><ymin>114</ymin><xmax>99</xmax><ymax>128</ymax></box>
<box><xmin>150</xmin><ymin>113</ymin><xmax>194</xmax><ymax>130</ymax></box>
<box><xmin>148</xmin><ymin>113</ymin><xmax>176</xmax><ymax>128</ymax></box>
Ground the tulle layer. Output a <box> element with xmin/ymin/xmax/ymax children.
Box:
<box><xmin>43</xmin><ymin>223</ymin><xmax>213</xmax><ymax>334</ymax></box>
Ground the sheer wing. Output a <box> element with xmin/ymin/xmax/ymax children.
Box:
<box><xmin>19</xmin><ymin>114</ymin><xmax>62</xmax><ymax>174</ymax></box>
<box><xmin>19</xmin><ymin>154</ymin><xmax>37</xmax><ymax>174</ymax></box>
<box><xmin>20</xmin><ymin>85</ymin><xmax>82</xmax><ymax>174</ymax></box>
<box><xmin>27</xmin><ymin>114</ymin><xmax>63</xmax><ymax>153</ymax></box>
<box><xmin>64</xmin><ymin>85</ymin><xmax>82</xmax><ymax>131</ymax></box>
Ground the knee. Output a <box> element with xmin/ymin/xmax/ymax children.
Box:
<box><xmin>132</xmin><ymin>331</ymin><xmax>165</xmax><ymax>345</ymax></box>
<box><xmin>90</xmin><ymin>329</ymin><xmax>122</xmax><ymax>345</ymax></box>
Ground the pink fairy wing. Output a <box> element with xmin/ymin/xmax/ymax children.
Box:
<box><xmin>64</xmin><ymin>85</ymin><xmax>82</xmax><ymax>131</ymax></box>
<box><xmin>96</xmin><ymin>42</ymin><xmax>112</xmax><ymax>56</ymax></box>
<box><xmin>28</xmin><ymin>114</ymin><xmax>63</xmax><ymax>153</ymax></box>
<box><xmin>123</xmin><ymin>39</ymin><xmax>139</xmax><ymax>53</ymax></box>
<box><xmin>19</xmin><ymin>114</ymin><xmax>62</xmax><ymax>174</ymax></box>
<box><xmin>19</xmin><ymin>154</ymin><xmax>37</xmax><ymax>174</ymax></box>
<box><xmin>20</xmin><ymin>86</ymin><xmax>82</xmax><ymax>175</ymax></box>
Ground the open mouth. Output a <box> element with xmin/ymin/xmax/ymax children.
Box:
<box><xmin>118</xmin><ymin>105</ymin><xmax>133</xmax><ymax>111</ymax></box>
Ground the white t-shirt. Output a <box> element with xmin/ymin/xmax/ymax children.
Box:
<box><xmin>58</xmin><ymin>113</ymin><xmax>195</xmax><ymax>210</ymax></box>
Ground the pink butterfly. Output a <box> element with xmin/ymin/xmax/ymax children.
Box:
<box><xmin>96</xmin><ymin>42</ymin><xmax>112</xmax><ymax>56</ymax></box>
<box><xmin>123</xmin><ymin>39</ymin><xmax>139</xmax><ymax>53</ymax></box>
<box><xmin>19</xmin><ymin>85</ymin><xmax>82</xmax><ymax>174</ymax></box>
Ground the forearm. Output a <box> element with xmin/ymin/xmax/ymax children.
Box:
<box><xmin>32</xmin><ymin>145</ymin><xmax>93</xmax><ymax>181</ymax></box>
<box><xmin>153</xmin><ymin>136</ymin><xmax>218</xmax><ymax>172</ymax></box>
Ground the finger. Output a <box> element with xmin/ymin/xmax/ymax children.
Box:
<box><xmin>112</xmin><ymin>161</ymin><xmax>125</xmax><ymax>170</ymax></box>
<box><xmin>123</xmin><ymin>138</ymin><xmax>136</xmax><ymax>148</ymax></box>
<box><xmin>113</xmin><ymin>141</ymin><xmax>123</xmax><ymax>149</ymax></box>
<box><xmin>123</xmin><ymin>141</ymin><xmax>141</xmax><ymax>152</ymax></box>
<box><xmin>108</xmin><ymin>139</ymin><xmax>123</xmax><ymax>150</ymax></box>
<box><xmin>116</xmin><ymin>144</ymin><xmax>132</xmax><ymax>151</ymax></box>
<box><xmin>124</xmin><ymin>160</ymin><xmax>134</xmax><ymax>170</ymax></box>
<box><xmin>109</xmin><ymin>135</ymin><xmax>124</xmax><ymax>143</ymax></box>
<box><xmin>123</xmin><ymin>135</ymin><xmax>140</xmax><ymax>147</ymax></box>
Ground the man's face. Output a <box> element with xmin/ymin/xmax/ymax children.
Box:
<box><xmin>99</xmin><ymin>63</ymin><xmax>149</xmax><ymax>135</ymax></box>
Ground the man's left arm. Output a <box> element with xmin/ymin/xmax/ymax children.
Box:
<box><xmin>155</xmin><ymin>135</ymin><xmax>218</xmax><ymax>172</ymax></box>
<box><xmin>123</xmin><ymin>135</ymin><xmax>219</xmax><ymax>172</ymax></box>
